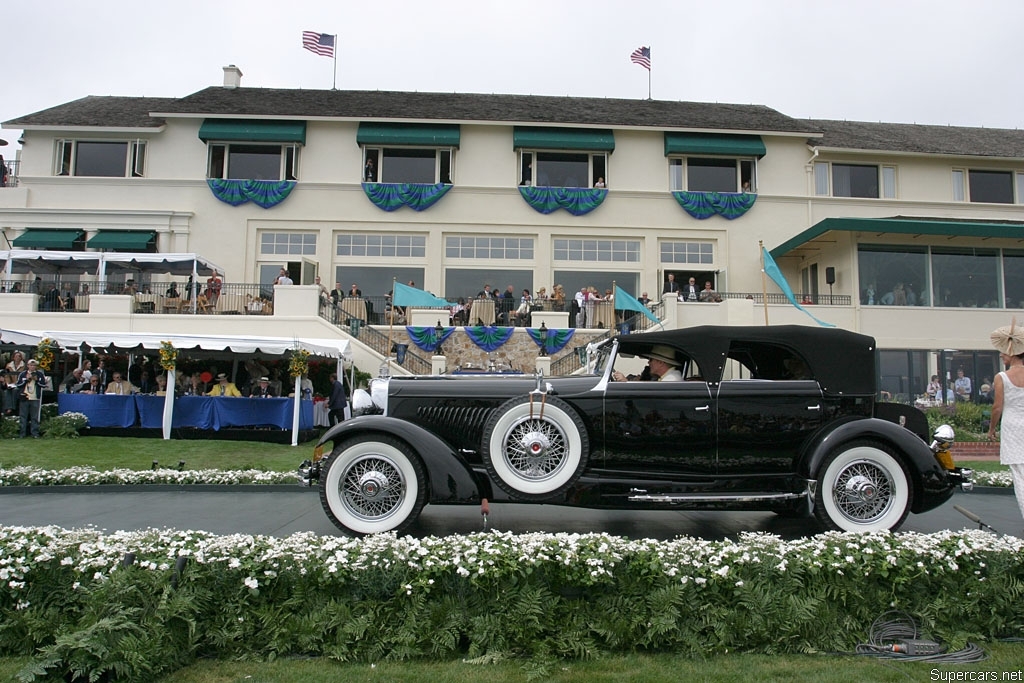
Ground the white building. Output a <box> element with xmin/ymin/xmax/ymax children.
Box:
<box><xmin>3</xmin><ymin>65</ymin><xmax>1024</xmax><ymax>397</ymax></box>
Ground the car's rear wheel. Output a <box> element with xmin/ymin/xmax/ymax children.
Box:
<box><xmin>319</xmin><ymin>435</ymin><xmax>427</xmax><ymax>536</ymax></box>
<box><xmin>481</xmin><ymin>395</ymin><xmax>588</xmax><ymax>500</ymax></box>
<box><xmin>814</xmin><ymin>440</ymin><xmax>911</xmax><ymax>532</ymax></box>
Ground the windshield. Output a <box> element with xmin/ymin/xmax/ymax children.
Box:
<box><xmin>591</xmin><ymin>339</ymin><xmax>616</xmax><ymax>376</ymax></box>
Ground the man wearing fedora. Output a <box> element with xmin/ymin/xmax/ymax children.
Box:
<box><xmin>612</xmin><ymin>344</ymin><xmax>683</xmax><ymax>382</ymax></box>
<box><xmin>251</xmin><ymin>376</ymin><xmax>276</xmax><ymax>398</ymax></box>
<box><xmin>207</xmin><ymin>372</ymin><xmax>241</xmax><ymax>397</ymax></box>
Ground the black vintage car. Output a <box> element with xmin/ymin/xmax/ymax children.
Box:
<box><xmin>301</xmin><ymin>326</ymin><xmax>972</xmax><ymax>536</ymax></box>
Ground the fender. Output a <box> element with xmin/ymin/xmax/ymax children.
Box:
<box><xmin>800</xmin><ymin>417</ymin><xmax>952</xmax><ymax>514</ymax></box>
<box><xmin>316</xmin><ymin>415</ymin><xmax>487</xmax><ymax>503</ymax></box>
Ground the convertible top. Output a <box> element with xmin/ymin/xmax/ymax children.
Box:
<box><xmin>613</xmin><ymin>325</ymin><xmax>877</xmax><ymax>396</ymax></box>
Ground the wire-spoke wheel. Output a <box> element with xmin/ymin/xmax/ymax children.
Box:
<box><xmin>481</xmin><ymin>395</ymin><xmax>588</xmax><ymax>500</ymax></box>
<box><xmin>319</xmin><ymin>435</ymin><xmax>426</xmax><ymax>536</ymax></box>
<box><xmin>815</xmin><ymin>440</ymin><xmax>911</xmax><ymax>532</ymax></box>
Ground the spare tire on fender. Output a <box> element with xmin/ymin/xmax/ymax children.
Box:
<box><xmin>481</xmin><ymin>394</ymin><xmax>589</xmax><ymax>500</ymax></box>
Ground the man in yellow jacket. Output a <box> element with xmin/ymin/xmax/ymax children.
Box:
<box><xmin>207</xmin><ymin>372</ymin><xmax>241</xmax><ymax>397</ymax></box>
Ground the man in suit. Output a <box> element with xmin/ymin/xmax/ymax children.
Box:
<box><xmin>328</xmin><ymin>372</ymin><xmax>348</xmax><ymax>425</ymax></box>
<box><xmin>347</xmin><ymin>283</ymin><xmax>362</xmax><ymax>297</ymax></box>
<box><xmin>105</xmin><ymin>372</ymin><xmax>134</xmax><ymax>396</ymax></box>
<box><xmin>252</xmin><ymin>377</ymin><xmax>276</xmax><ymax>398</ymax></box>
<box><xmin>680</xmin><ymin>277</ymin><xmax>699</xmax><ymax>302</ymax></box>
<box><xmin>663</xmin><ymin>273</ymin><xmax>679</xmax><ymax>294</ymax></box>
<box><xmin>207</xmin><ymin>373</ymin><xmax>241</xmax><ymax>397</ymax></box>
<box><xmin>15</xmin><ymin>359</ymin><xmax>46</xmax><ymax>437</ymax></box>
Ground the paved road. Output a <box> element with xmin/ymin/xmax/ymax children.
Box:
<box><xmin>0</xmin><ymin>486</ymin><xmax>1019</xmax><ymax>540</ymax></box>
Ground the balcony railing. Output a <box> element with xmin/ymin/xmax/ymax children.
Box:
<box><xmin>1</xmin><ymin>158</ymin><xmax>18</xmax><ymax>188</ymax></box>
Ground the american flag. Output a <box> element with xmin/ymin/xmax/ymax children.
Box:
<box><xmin>630</xmin><ymin>46</ymin><xmax>651</xmax><ymax>71</ymax></box>
<box><xmin>302</xmin><ymin>31</ymin><xmax>335</xmax><ymax>58</ymax></box>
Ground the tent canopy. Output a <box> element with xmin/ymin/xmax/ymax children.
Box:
<box><xmin>0</xmin><ymin>250</ymin><xmax>224</xmax><ymax>277</ymax></box>
<box><xmin>0</xmin><ymin>329</ymin><xmax>350</xmax><ymax>360</ymax></box>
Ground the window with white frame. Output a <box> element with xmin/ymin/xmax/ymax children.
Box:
<box><xmin>813</xmin><ymin>162</ymin><xmax>896</xmax><ymax>199</ymax></box>
<box><xmin>55</xmin><ymin>139</ymin><xmax>147</xmax><ymax>177</ymax></box>
<box><xmin>554</xmin><ymin>238</ymin><xmax>639</xmax><ymax>262</ymax></box>
<box><xmin>207</xmin><ymin>143</ymin><xmax>298</xmax><ymax>181</ymax></box>
<box><xmin>660</xmin><ymin>240</ymin><xmax>714</xmax><ymax>265</ymax></box>
<box><xmin>445</xmin><ymin>236</ymin><xmax>534</xmax><ymax>259</ymax></box>
<box><xmin>971</xmin><ymin>170</ymin><xmax>1014</xmax><ymax>203</ymax></box>
<box><xmin>362</xmin><ymin>147</ymin><xmax>453</xmax><ymax>184</ymax></box>
<box><xmin>336</xmin><ymin>234</ymin><xmax>426</xmax><ymax>258</ymax></box>
<box><xmin>260</xmin><ymin>232</ymin><xmax>316</xmax><ymax>256</ymax></box>
<box><xmin>669</xmin><ymin>157</ymin><xmax>755</xmax><ymax>192</ymax></box>
<box><xmin>520</xmin><ymin>151</ymin><xmax>606</xmax><ymax>188</ymax></box>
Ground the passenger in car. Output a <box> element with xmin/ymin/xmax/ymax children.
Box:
<box><xmin>613</xmin><ymin>345</ymin><xmax>683</xmax><ymax>382</ymax></box>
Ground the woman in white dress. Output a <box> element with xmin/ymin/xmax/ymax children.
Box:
<box><xmin>987</xmin><ymin>320</ymin><xmax>1024</xmax><ymax>522</ymax></box>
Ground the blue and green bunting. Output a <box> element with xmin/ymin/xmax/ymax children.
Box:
<box><xmin>207</xmin><ymin>179</ymin><xmax>296</xmax><ymax>209</ymax></box>
<box><xmin>672</xmin><ymin>191</ymin><xmax>757</xmax><ymax>220</ymax></box>
<box><xmin>526</xmin><ymin>327</ymin><xmax>575</xmax><ymax>355</ymax></box>
<box><xmin>518</xmin><ymin>187</ymin><xmax>607</xmax><ymax>216</ymax></box>
<box><xmin>406</xmin><ymin>326</ymin><xmax>455</xmax><ymax>353</ymax></box>
<box><xmin>465</xmin><ymin>325</ymin><xmax>515</xmax><ymax>352</ymax></box>
<box><xmin>362</xmin><ymin>182</ymin><xmax>452</xmax><ymax>212</ymax></box>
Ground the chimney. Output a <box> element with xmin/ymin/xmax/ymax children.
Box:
<box><xmin>222</xmin><ymin>65</ymin><xmax>243</xmax><ymax>89</ymax></box>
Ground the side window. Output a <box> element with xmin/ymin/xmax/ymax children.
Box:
<box><xmin>726</xmin><ymin>342</ymin><xmax>814</xmax><ymax>381</ymax></box>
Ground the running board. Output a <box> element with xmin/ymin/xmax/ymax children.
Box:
<box><xmin>627</xmin><ymin>489</ymin><xmax>807</xmax><ymax>505</ymax></box>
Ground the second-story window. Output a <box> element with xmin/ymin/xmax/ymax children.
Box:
<box><xmin>55</xmin><ymin>140</ymin><xmax>147</xmax><ymax>177</ymax></box>
<box><xmin>669</xmin><ymin>157</ymin><xmax>755</xmax><ymax>192</ymax></box>
<box><xmin>362</xmin><ymin>147</ymin><xmax>453</xmax><ymax>184</ymax></box>
<box><xmin>952</xmin><ymin>168</ymin><xmax>1019</xmax><ymax>204</ymax></box>
<box><xmin>519</xmin><ymin>151</ymin><xmax>607</xmax><ymax>188</ymax></box>
<box><xmin>207</xmin><ymin>143</ymin><xmax>298</xmax><ymax>181</ymax></box>
<box><xmin>814</xmin><ymin>162</ymin><xmax>897</xmax><ymax>199</ymax></box>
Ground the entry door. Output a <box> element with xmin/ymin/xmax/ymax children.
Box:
<box><xmin>300</xmin><ymin>258</ymin><xmax>318</xmax><ymax>285</ymax></box>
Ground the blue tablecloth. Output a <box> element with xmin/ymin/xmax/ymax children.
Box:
<box><xmin>58</xmin><ymin>394</ymin><xmax>137</xmax><ymax>428</ymax></box>
<box><xmin>59</xmin><ymin>394</ymin><xmax>314</xmax><ymax>431</ymax></box>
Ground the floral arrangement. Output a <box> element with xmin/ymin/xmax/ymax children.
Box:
<box><xmin>39</xmin><ymin>412</ymin><xmax>88</xmax><ymax>439</ymax></box>
<box><xmin>0</xmin><ymin>465</ymin><xmax>298</xmax><ymax>486</ymax></box>
<box><xmin>34</xmin><ymin>337</ymin><xmax>57</xmax><ymax>372</ymax></box>
<box><xmin>158</xmin><ymin>340</ymin><xmax>178</xmax><ymax>371</ymax></box>
<box><xmin>0</xmin><ymin>526</ymin><xmax>1022</xmax><ymax>681</ymax></box>
<box><xmin>288</xmin><ymin>348</ymin><xmax>310</xmax><ymax>378</ymax></box>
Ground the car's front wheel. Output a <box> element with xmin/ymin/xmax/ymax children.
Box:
<box><xmin>319</xmin><ymin>435</ymin><xmax>427</xmax><ymax>536</ymax></box>
<box><xmin>481</xmin><ymin>395</ymin><xmax>589</xmax><ymax>500</ymax></box>
<box><xmin>814</xmin><ymin>440</ymin><xmax>912</xmax><ymax>532</ymax></box>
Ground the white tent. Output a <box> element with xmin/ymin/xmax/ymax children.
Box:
<box><xmin>1</xmin><ymin>329</ymin><xmax>350</xmax><ymax>445</ymax></box>
<box><xmin>0</xmin><ymin>250</ymin><xmax>224</xmax><ymax>278</ymax></box>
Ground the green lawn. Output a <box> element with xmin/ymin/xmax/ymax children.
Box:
<box><xmin>0</xmin><ymin>436</ymin><xmax>309</xmax><ymax>472</ymax></box>
<box><xmin>3</xmin><ymin>644</ymin><xmax>1023</xmax><ymax>683</ymax></box>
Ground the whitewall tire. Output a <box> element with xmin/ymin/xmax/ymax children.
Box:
<box><xmin>814</xmin><ymin>440</ymin><xmax>912</xmax><ymax>532</ymax></box>
<box><xmin>319</xmin><ymin>435</ymin><xmax>426</xmax><ymax>536</ymax></box>
<box><xmin>481</xmin><ymin>395</ymin><xmax>589</xmax><ymax>500</ymax></box>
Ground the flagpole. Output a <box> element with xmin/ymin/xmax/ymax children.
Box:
<box><xmin>386</xmin><ymin>277</ymin><xmax>395</xmax><ymax>376</ymax></box>
<box><xmin>759</xmin><ymin>240</ymin><xmax>769</xmax><ymax>326</ymax></box>
<box><xmin>332</xmin><ymin>35</ymin><xmax>337</xmax><ymax>90</ymax></box>
<box><xmin>647</xmin><ymin>47</ymin><xmax>652</xmax><ymax>100</ymax></box>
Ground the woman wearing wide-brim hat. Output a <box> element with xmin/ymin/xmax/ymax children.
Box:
<box><xmin>987</xmin><ymin>318</ymin><xmax>1024</xmax><ymax>522</ymax></box>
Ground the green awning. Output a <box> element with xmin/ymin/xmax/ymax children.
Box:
<box><xmin>771</xmin><ymin>217</ymin><xmax>1024</xmax><ymax>259</ymax></box>
<box><xmin>86</xmin><ymin>230</ymin><xmax>157</xmax><ymax>250</ymax></box>
<box><xmin>513</xmin><ymin>126</ymin><xmax>615</xmax><ymax>152</ymax></box>
<box><xmin>664</xmin><ymin>133</ymin><xmax>766</xmax><ymax>157</ymax></box>
<box><xmin>356</xmin><ymin>123</ymin><xmax>460</xmax><ymax>147</ymax></box>
<box><xmin>12</xmin><ymin>229</ymin><xmax>85</xmax><ymax>249</ymax></box>
<box><xmin>198</xmin><ymin>119</ymin><xmax>307</xmax><ymax>144</ymax></box>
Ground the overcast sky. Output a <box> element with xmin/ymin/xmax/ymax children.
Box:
<box><xmin>2</xmin><ymin>0</ymin><xmax>1022</xmax><ymax>150</ymax></box>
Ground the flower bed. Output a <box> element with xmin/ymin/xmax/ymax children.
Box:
<box><xmin>0</xmin><ymin>466</ymin><xmax>298</xmax><ymax>487</ymax></box>
<box><xmin>1</xmin><ymin>526</ymin><xmax>1022</xmax><ymax>680</ymax></box>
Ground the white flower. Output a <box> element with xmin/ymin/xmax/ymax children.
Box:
<box><xmin>244</xmin><ymin>577</ymin><xmax>259</xmax><ymax>590</ymax></box>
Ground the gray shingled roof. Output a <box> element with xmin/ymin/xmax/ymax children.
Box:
<box><xmin>808</xmin><ymin>119</ymin><xmax>1024</xmax><ymax>158</ymax></box>
<box><xmin>5</xmin><ymin>96</ymin><xmax>175</xmax><ymax>128</ymax></box>
<box><xmin>6</xmin><ymin>87</ymin><xmax>818</xmax><ymax>135</ymax></box>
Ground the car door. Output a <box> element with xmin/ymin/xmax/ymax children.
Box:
<box><xmin>715</xmin><ymin>379</ymin><xmax>824</xmax><ymax>474</ymax></box>
<box><xmin>601</xmin><ymin>379</ymin><xmax>715</xmax><ymax>474</ymax></box>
